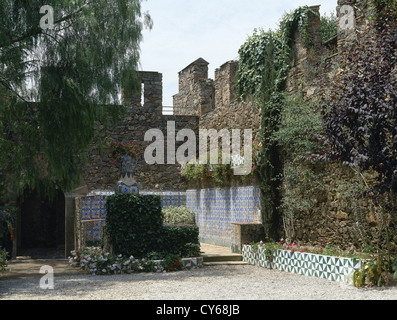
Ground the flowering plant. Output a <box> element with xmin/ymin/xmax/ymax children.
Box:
<box><xmin>68</xmin><ymin>247</ymin><xmax>188</xmax><ymax>275</ymax></box>
<box><xmin>109</xmin><ymin>140</ymin><xmax>141</xmax><ymax>164</ymax></box>
<box><xmin>68</xmin><ymin>247</ymin><xmax>165</xmax><ymax>275</ymax></box>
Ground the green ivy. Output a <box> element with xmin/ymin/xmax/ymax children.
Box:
<box><xmin>237</xmin><ymin>6</ymin><xmax>322</xmax><ymax>240</ymax></box>
<box><xmin>279</xmin><ymin>6</ymin><xmax>319</xmax><ymax>50</ymax></box>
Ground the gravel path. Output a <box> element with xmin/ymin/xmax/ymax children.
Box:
<box><xmin>1</xmin><ymin>264</ymin><xmax>396</xmax><ymax>300</ymax></box>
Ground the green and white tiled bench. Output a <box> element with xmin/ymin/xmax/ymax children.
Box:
<box><xmin>242</xmin><ymin>245</ymin><xmax>364</xmax><ymax>283</ymax></box>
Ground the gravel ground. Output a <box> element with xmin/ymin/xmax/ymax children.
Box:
<box><xmin>0</xmin><ymin>264</ymin><xmax>396</xmax><ymax>301</ymax></box>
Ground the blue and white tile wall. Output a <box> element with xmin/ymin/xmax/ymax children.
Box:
<box><xmin>186</xmin><ymin>186</ymin><xmax>261</xmax><ymax>247</ymax></box>
<box><xmin>81</xmin><ymin>187</ymin><xmax>261</xmax><ymax>246</ymax></box>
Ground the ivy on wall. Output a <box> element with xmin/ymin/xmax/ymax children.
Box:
<box><xmin>236</xmin><ymin>6</ymin><xmax>323</xmax><ymax>241</ymax></box>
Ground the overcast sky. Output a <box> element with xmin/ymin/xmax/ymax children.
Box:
<box><xmin>139</xmin><ymin>0</ymin><xmax>338</xmax><ymax>106</ymax></box>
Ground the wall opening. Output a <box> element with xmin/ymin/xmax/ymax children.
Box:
<box><xmin>18</xmin><ymin>188</ymin><xmax>65</xmax><ymax>259</ymax></box>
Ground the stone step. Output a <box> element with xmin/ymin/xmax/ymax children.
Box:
<box><xmin>203</xmin><ymin>260</ymin><xmax>248</xmax><ymax>266</ymax></box>
<box><xmin>202</xmin><ymin>253</ymin><xmax>243</xmax><ymax>262</ymax></box>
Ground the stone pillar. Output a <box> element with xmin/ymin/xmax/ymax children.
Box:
<box><xmin>173</xmin><ymin>58</ymin><xmax>214</xmax><ymax>116</ymax></box>
<box><xmin>122</xmin><ymin>71</ymin><xmax>163</xmax><ymax>114</ymax></box>
<box><xmin>139</xmin><ymin>71</ymin><xmax>163</xmax><ymax>114</ymax></box>
<box><xmin>64</xmin><ymin>192</ymin><xmax>77</xmax><ymax>258</ymax></box>
<box><xmin>214</xmin><ymin>60</ymin><xmax>239</xmax><ymax>109</ymax></box>
<box><xmin>286</xmin><ymin>5</ymin><xmax>324</xmax><ymax>94</ymax></box>
<box><xmin>65</xmin><ymin>184</ymin><xmax>89</xmax><ymax>258</ymax></box>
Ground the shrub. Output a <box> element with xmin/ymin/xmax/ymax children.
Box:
<box><xmin>161</xmin><ymin>225</ymin><xmax>200</xmax><ymax>257</ymax></box>
<box><xmin>162</xmin><ymin>254</ymin><xmax>183</xmax><ymax>272</ymax></box>
<box><xmin>105</xmin><ymin>193</ymin><xmax>163</xmax><ymax>258</ymax></box>
<box><xmin>105</xmin><ymin>193</ymin><xmax>201</xmax><ymax>259</ymax></box>
<box><xmin>162</xmin><ymin>206</ymin><xmax>196</xmax><ymax>225</ymax></box>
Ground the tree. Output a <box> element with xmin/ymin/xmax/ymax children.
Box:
<box><xmin>0</xmin><ymin>0</ymin><xmax>152</xmax><ymax>198</ymax></box>
<box><xmin>320</xmin><ymin>11</ymin><xmax>337</xmax><ymax>42</ymax></box>
<box><xmin>320</xmin><ymin>7</ymin><xmax>397</xmax><ymax>196</ymax></box>
<box><xmin>317</xmin><ymin>3</ymin><xmax>397</xmax><ymax>253</ymax></box>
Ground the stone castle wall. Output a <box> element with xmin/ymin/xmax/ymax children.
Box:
<box><xmin>80</xmin><ymin>71</ymin><xmax>199</xmax><ymax>193</ymax></box>
<box><xmin>73</xmin><ymin>0</ymin><xmax>388</xmax><ymax>251</ymax></box>
<box><xmin>169</xmin><ymin>0</ymin><xmax>390</xmax><ymax>250</ymax></box>
<box><xmin>172</xmin><ymin>58</ymin><xmax>214</xmax><ymax>116</ymax></box>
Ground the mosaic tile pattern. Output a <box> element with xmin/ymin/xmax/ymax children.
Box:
<box><xmin>83</xmin><ymin>220</ymin><xmax>106</xmax><ymax>242</ymax></box>
<box><xmin>81</xmin><ymin>195</ymin><xmax>108</xmax><ymax>221</ymax></box>
<box><xmin>242</xmin><ymin>245</ymin><xmax>364</xmax><ymax>283</ymax></box>
<box><xmin>142</xmin><ymin>191</ymin><xmax>186</xmax><ymax>208</ymax></box>
<box><xmin>186</xmin><ymin>186</ymin><xmax>261</xmax><ymax>247</ymax></box>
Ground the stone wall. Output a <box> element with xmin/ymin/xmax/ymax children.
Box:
<box><xmin>79</xmin><ymin>71</ymin><xmax>200</xmax><ymax>193</ymax></box>
<box><xmin>173</xmin><ymin>58</ymin><xmax>261</xmax><ymax>147</ymax></box>
<box><xmin>200</xmin><ymin>61</ymin><xmax>261</xmax><ymax>144</ymax></box>
<box><xmin>173</xmin><ymin>58</ymin><xmax>214</xmax><ymax>116</ymax></box>
<box><xmin>286</xmin><ymin>5</ymin><xmax>324</xmax><ymax>96</ymax></box>
<box><xmin>284</xmin><ymin>0</ymin><xmax>397</xmax><ymax>250</ymax></box>
<box><xmin>170</xmin><ymin>0</ymin><xmax>394</xmax><ymax>251</ymax></box>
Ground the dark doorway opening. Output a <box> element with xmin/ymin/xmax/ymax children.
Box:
<box><xmin>18</xmin><ymin>189</ymin><xmax>65</xmax><ymax>259</ymax></box>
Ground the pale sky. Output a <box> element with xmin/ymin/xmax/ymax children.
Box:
<box><xmin>139</xmin><ymin>0</ymin><xmax>338</xmax><ymax>106</ymax></box>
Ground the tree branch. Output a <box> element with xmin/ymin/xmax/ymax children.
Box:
<box><xmin>0</xmin><ymin>1</ymin><xmax>92</xmax><ymax>49</ymax></box>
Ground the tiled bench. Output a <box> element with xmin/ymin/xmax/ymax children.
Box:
<box><xmin>242</xmin><ymin>245</ymin><xmax>364</xmax><ymax>283</ymax></box>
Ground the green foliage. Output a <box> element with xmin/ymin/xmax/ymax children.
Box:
<box><xmin>161</xmin><ymin>225</ymin><xmax>200</xmax><ymax>257</ymax></box>
<box><xmin>393</xmin><ymin>257</ymin><xmax>397</xmax><ymax>280</ymax></box>
<box><xmin>237</xmin><ymin>29</ymin><xmax>283</xmax><ymax>98</ymax></box>
<box><xmin>0</xmin><ymin>207</ymin><xmax>16</xmax><ymax>239</ymax></box>
<box><xmin>161</xmin><ymin>254</ymin><xmax>184</xmax><ymax>272</ymax></box>
<box><xmin>270</xmin><ymin>93</ymin><xmax>325</xmax><ymax>239</ymax></box>
<box><xmin>370</xmin><ymin>0</ymin><xmax>397</xmax><ymax>21</ymax></box>
<box><xmin>279</xmin><ymin>6</ymin><xmax>320</xmax><ymax>50</ymax></box>
<box><xmin>238</xmin><ymin>29</ymin><xmax>284</xmax><ymax>240</ymax></box>
<box><xmin>0</xmin><ymin>1</ymin><xmax>151</xmax><ymax>197</ymax></box>
<box><xmin>237</xmin><ymin>6</ymin><xmax>321</xmax><ymax>241</ymax></box>
<box><xmin>320</xmin><ymin>11</ymin><xmax>338</xmax><ymax>42</ymax></box>
<box><xmin>105</xmin><ymin>193</ymin><xmax>164</xmax><ymax>258</ymax></box>
<box><xmin>183</xmin><ymin>242</ymin><xmax>202</xmax><ymax>258</ymax></box>
<box><xmin>163</xmin><ymin>206</ymin><xmax>196</xmax><ymax>225</ymax></box>
<box><xmin>180</xmin><ymin>151</ymin><xmax>233</xmax><ymax>189</ymax></box>
<box><xmin>352</xmin><ymin>258</ymin><xmax>391</xmax><ymax>288</ymax></box>
<box><xmin>180</xmin><ymin>159</ymin><xmax>210</xmax><ymax>185</ymax></box>
<box><xmin>272</xmin><ymin>93</ymin><xmax>323</xmax><ymax>157</ymax></box>
<box><xmin>105</xmin><ymin>193</ymin><xmax>200</xmax><ymax>259</ymax></box>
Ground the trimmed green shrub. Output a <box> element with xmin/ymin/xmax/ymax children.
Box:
<box><xmin>105</xmin><ymin>193</ymin><xmax>201</xmax><ymax>259</ymax></box>
<box><xmin>105</xmin><ymin>193</ymin><xmax>163</xmax><ymax>258</ymax></box>
<box><xmin>162</xmin><ymin>205</ymin><xmax>196</xmax><ymax>225</ymax></box>
<box><xmin>161</xmin><ymin>225</ymin><xmax>200</xmax><ymax>257</ymax></box>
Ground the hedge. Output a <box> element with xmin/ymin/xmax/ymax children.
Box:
<box><xmin>105</xmin><ymin>193</ymin><xmax>200</xmax><ymax>258</ymax></box>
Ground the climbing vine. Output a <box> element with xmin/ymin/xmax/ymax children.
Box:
<box><xmin>236</xmin><ymin>6</ymin><xmax>321</xmax><ymax>241</ymax></box>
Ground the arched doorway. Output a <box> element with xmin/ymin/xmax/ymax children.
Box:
<box><xmin>18</xmin><ymin>189</ymin><xmax>65</xmax><ymax>259</ymax></box>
